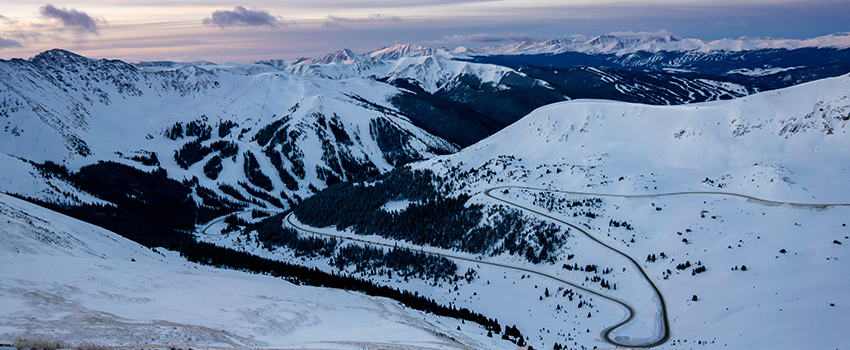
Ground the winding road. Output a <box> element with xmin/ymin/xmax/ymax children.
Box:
<box><xmin>279</xmin><ymin>186</ymin><xmax>850</xmax><ymax>348</ymax></box>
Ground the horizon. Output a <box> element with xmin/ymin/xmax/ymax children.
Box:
<box><xmin>5</xmin><ymin>30</ymin><xmax>850</xmax><ymax>66</ymax></box>
<box><xmin>1</xmin><ymin>1</ymin><xmax>849</xmax><ymax>63</ymax></box>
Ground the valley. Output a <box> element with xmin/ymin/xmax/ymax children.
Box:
<box><xmin>2</xmin><ymin>32</ymin><xmax>850</xmax><ymax>349</ymax></box>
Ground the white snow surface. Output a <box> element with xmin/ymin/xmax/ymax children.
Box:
<box><xmin>423</xmin><ymin>73</ymin><xmax>850</xmax><ymax>202</ymax></box>
<box><xmin>383</xmin><ymin>72</ymin><xmax>850</xmax><ymax>349</ymax></box>
<box><xmin>195</xmin><ymin>73</ymin><xmax>850</xmax><ymax>349</ymax></box>
<box><xmin>0</xmin><ymin>192</ymin><xmax>509</xmax><ymax>349</ymax></box>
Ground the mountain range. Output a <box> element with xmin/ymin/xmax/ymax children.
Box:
<box><xmin>1</xmin><ymin>32</ymin><xmax>849</xmax><ymax>349</ymax></box>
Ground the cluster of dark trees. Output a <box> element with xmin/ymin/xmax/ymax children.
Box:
<box><xmin>331</xmin><ymin>244</ymin><xmax>457</xmax><ymax>281</ymax></box>
<box><xmin>170</xmin><ymin>117</ymin><xmax>239</xmax><ymax>172</ymax></box>
<box><xmin>238</xmin><ymin>181</ymin><xmax>284</xmax><ymax>208</ymax></box>
<box><xmin>369</xmin><ymin>118</ymin><xmax>418</xmax><ymax>166</ymax></box>
<box><xmin>192</xmin><ymin>180</ymin><xmax>247</xmax><ymax>223</ymax></box>
<box><xmin>609</xmin><ymin>219</ymin><xmax>633</xmax><ymax>230</ymax></box>
<box><xmin>28</xmin><ymin>161</ymin><xmax>196</xmax><ymax>247</ymax></box>
<box><xmin>588</xmin><ymin>275</ymin><xmax>615</xmax><ymax>290</ymax></box>
<box><xmin>18</xmin><ymin>160</ymin><xmax>514</xmax><ymax>344</ymax></box>
<box><xmin>167</xmin><ymin>119</ymin><xmax>212</xmax><ymax>141</ymax></box>
<box><xmin>295</xmin><ymin>167</ymin><xmax>564</xmax><ymax>262</ymax></box>
<box><xmin>218</xmin><ymin>120</ymin><xmax>238</xmax><ymax>138</ymax></box>
<box><xmin>128</xmin><ymin>150</ymin><xmax>160</xmax><ymax>166</ymax></box>
<box><xmin>249</xmin><ymin>213</ymin><xmax>338</xmax><ymax>258</ymax></box>
<box><xmin>174</xmin><ymin>139</ymin><xmax>238</xmax><ymax>170</ymax></box>
<box><xmin>252</xmin><ymin>114</ymin><xmax>288</xmax><ymax>147</ymax></box>
<box><xmin>562</xmin><ymin>263</ymin><xmax>598</xmax><ymax>272</ymax></box>
<box><xmin>203</xmin><ymin>155</ymin><xmax>223</xmax><ymax>179</ymax></box>
<box><xmin>646</xmin><ymin>252</ymin><xmax>666</xmax><ymax>262</ymax></box>
<box><xmin>226</xmin><ymin>210</ymin><xmax>458</xmax><ymax>285</ymax></box>
<box><xmin>529</xmin><ymin>192</ymin><xmax>603</xmax><ymax>217</ymax></box>
<box><xmin>501</xmin><ymin>324</ymin><xmax>526</xmax><ymax>346</ymax></box>
<box><xmin>675</xmin><ymin>260</ymin><xmax>707</xmax><ymax>275</ymax></box>
<box><xmin>486</xmin><ymin>207</ymin><xmax>564</xmax><ymax>263</ymax></box>
<box><xmin>243</xmin><ymin>152</ymin><xmax>273</xmax><ymax>191</ymax></box>
<box><xmin>692</xmin><ymin>265</ymin><xmax>706</xmax><ymax>275</ymax></box>
<box><xmin>218</xmin><ymin>183</ymin><xmax>261</xmax><ymax>207</ymax></box>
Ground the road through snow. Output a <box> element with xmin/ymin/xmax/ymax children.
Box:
<box><xmin>280</xmin><ymin>186</ymin><xmax>850</xmax><ymax>348</ymax></box>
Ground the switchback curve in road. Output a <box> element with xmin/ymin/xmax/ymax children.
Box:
<box><xmin>284</xmin><ymin>186</ymin><xmax>850</xmax><ymax>348</ymax></box>
<box><xmin>484</xmin><ymin>185</ymin><xmax>850</xmax><ymax>347</ymax></box>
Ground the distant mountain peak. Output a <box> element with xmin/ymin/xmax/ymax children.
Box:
<box><xmin>365</xmin><ymin>44</ymin><xmax>451</xmax><ymax>60</ymax></box>
<box><xmin>315</xmin><ymin>48</ymin><xmax>366</xmax><ymax>64</ymax></box>
<box><xmin>31</xmin><ymin>49</ymin><xmax>90</xmax><ymax>65</ymax></box>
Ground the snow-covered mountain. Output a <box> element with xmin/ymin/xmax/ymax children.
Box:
<box><xmin>415</xmin><ymin>72</ymin><xmax>850</xmax><ymax>349</ymax></box>
<box><xmin>269</xmin><ymin>48</ymin><xmax>531</xmax><ymax>94</ymax></box>
<box><xmin>285</xmin><ymin>73</ymin><xmax>850</xmax><ymax>349</ymax></box>
<box><xmin>0</xmin><ymin>49</ymin><xmax>456</xmax><ymax>208</ymax></box>
<box><xmin>1</xmin><ymin>34</ymin><xmax>848</xmax><ymax>350</ymax></box>
<box><xmin>466</xmin><ymin>32</ymin><xmax>850</xmax><ymax>56</ymax></box>
<box><xmin>365</xmin><ymin>43</ymin><xmax>456</xmax><ymax>61</ymax></box>
<box><xmin>463</xmin><ymin>33</ymin><xmax>850</xmax><ymax>87</ymax></box>
<box><xmin>425</xmin><ymin>73</ymin><xmax>850</xmax><ymax>200</ymax></box>
<box><xmin>0</xmin><ymin>192</ymin><xmax>508</xmax><ymax>349</ymax></box>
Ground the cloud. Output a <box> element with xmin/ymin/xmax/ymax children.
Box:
<box><xmin>710</xmin><ymin>20</ymin><xmax>749</xmax><ymax>28</ymax></box>
<box><xmin>0</xmin><ymin>37</ymin><xmax>23</xmax><ymax>49</ymax></box>
<box><xmin>438</xmin><ymin>33</ymin><xmax>545</xmax><ymax>43</ymax></box>
<box><xmin>322</xmin><ymin>14</ymin><xmax>403</xmax><ymax>28</ymax></box>
<box><xmin>203</xmin><ymin>6</ymin><xmax>285</xmax><ymax>28</ymax></box>
<box><xmin>606</xmin><ymin>30</ymin><xmax>675</xmax><ymax>37</ymax></box>
<box><xmin>39</xmin><ymin>4</ymin><xmax>101</xmax><ymax>34</ymax></box>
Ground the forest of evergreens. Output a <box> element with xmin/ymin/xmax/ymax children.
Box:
<box><xmin>294</xmin><ymin>166</ymin><xmax>565</xmax><ymax>262</ymax></box>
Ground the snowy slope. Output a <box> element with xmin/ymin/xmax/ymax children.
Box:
<box><xmin>366</xmin><ymin>43</ymin><xmax>455</xmax><ymax>61</ymax></box>
<box><xmin>427</xmin><ymin>73</ymin><xmax>850</xmax><ymax>202</ymax></box>
<box><xmin>280</xmin><ymin>49</ymin><xmax>536</xmax><ymax>94</ymax></box>
<box><xmin>0</xmin><ymin>192</ymin><xmax>509</xmax><ymax>349</ymax></box>
<box><xmin>268</xmin><ymin>73</ymin><xmax>850</xmax><ymax>349</ymax></box>
<box><xmin>398</xmin><ymin>73</ymin><xmax>850</xmax><ymax>348</ymax></box>
<box><xmin>0</xmin><ymin>50</ymin><xmax>457</xmax><ymax>208</ymax></box>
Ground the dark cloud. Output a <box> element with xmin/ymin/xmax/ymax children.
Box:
<box><xmin>203</xmin><ymin>6</ymin><xmax>284</xmax><ymax>28</ymax></box>
<box><xmin>368</xmin><ymin>14</ymin><xmax>403</xmax><ymax>21</ymax></box>
<box><xmin>0</xmin><ymin>37</ymin><xmax>23</xmax><ymax>49</ymax></box>
<box><xmin>39</xmin><ymin>4</ymin><xmax>101</xmax><ymax>34</ymax></box>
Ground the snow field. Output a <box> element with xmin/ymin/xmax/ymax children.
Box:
<box><xmin>0</xmin><ymin>193</ymin><xmax>508</xmax><ymax>349</ymax></box>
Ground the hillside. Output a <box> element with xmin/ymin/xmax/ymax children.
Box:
<box><xmin>0</xmin><ymin>49</ymin><xmax>457</xmax><ymax>210</ymax></box>
<box><xmin>3</xmin><ymin>44</ymin><xmax>849</xmax><ymax>349</ymax></box>
<box><xmin>282</xmin><ymin>74</ymin><xmax>850</xmax><ymax>349</ymax></box>
<box><xmin>0</xmin><ymin>192</ymin><xmax>508</xmax><ymax>349</ymax></box>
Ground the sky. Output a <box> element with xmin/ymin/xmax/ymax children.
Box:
<box><xmin>0</xmin><ymin>0</ymin><xmax>848</xmax><ymax>63</ymax></box>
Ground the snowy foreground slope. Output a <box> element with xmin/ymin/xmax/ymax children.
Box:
<box><xmin>406</xmin><ymin>73</ymin><xmax>850</xmax><ymax>348</ymax></box>
<box><xmin>0</xmin><ymin>193</ymin><xmax>508</xmax><ymax>349</ymax></box>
